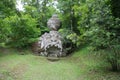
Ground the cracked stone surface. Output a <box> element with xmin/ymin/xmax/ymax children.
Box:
<box><xmin>35</xmin><ymin>14</ymin><xmax>65</xmax><ymax>57</ymax></box>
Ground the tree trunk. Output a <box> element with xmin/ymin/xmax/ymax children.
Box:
<box><xmin>108</xmin><ymin>45</ymin><xmax>119</xmax><ymax>71</ymax></box>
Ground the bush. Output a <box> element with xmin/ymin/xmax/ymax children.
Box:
<box><xmin>59</xmin><ymin>28</ymin><xmax>83</xmax><ymax>54</ymax></box>
<box><xmin>83</xmin><ymin>0</ymin><xmax>120</xmax><ymax>71</ymax></box>
<box><xmin>3</xmin><ymin>14</ymin><xmax>40</xmax><ymax>48</ymax></box>
<box><xmin>72</xmin><ymin>0</ymin><xmax>120</xmax><ymax>71</ymax></box>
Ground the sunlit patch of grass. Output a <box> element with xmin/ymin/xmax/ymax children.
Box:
<box><xmin>0</xmin><ymin>48</ymin><xmax>120</xmax><ymax>80</ymax></box>
<box><xmin>0</xmin><ymin>49</ymin><xmax>82</xmax><ymax>80</ymax></box>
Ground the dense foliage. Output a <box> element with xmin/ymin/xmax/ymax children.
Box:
<box><xmin>110</xmin><ymin>0</ymin><xmax>120</xmax><ymax>18</ymax></box>
<box><xmin>84</xmin><ymin>0</ymin><xmax>120</xmax><ymax>71</ymax></box>
<box><xmin>4</xmin><ymin>14</ymin><xmax>40</xmax><ymax>48</ymax></box>
<box><xmin>57</xmin><ymin>0</ymin><xmax>120</xmax><ymax>71</ymax></box>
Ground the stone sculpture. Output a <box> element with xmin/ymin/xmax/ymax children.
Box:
<box><xmin>47</xmin><ymin>14</ymin><xmax>61</xmax><ymax>31</ymax></box>
<box><xmin>36</xmin><ymin>14</ymin><xmax>64</xmax><ymax>57</ymax></box>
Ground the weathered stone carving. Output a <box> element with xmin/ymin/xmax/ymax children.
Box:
<box><xmin>47</xmin><ymin>14</ymin><xmax>61</xmax><ymax>31</ymax></box>
<box><xmin>36</xmin><ymin>14</ymin><xmax>64</xmax><ymax>57</ymax></box>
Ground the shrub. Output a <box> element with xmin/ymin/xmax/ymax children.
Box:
<box><xmin>3</xmin><ymin>14</ymin><xmax>40</xmax><ymax>48</ymax></box>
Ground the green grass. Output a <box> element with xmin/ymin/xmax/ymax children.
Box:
<box><xmin>0</xmin><ymin>48</ymin><xmax>120</xmax><ymax>80</ymax></box>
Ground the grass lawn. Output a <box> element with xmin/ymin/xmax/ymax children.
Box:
<box><xmin>0</xmin><ymin>47</ymin><xmax>120</xmax><ymax>80</ymax></box>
